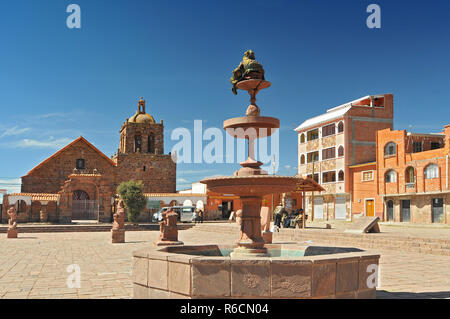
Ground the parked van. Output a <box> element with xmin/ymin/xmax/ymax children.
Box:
<box><xmin>152</xmin><ymin>206</ymin><xmax>196</xmax><ymax>223</ymax></box>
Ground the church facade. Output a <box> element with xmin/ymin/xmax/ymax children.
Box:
<box><xmin>2</xmin><ymin>98</ymin><xmax>176</xmax><ymax>223</ymax></box>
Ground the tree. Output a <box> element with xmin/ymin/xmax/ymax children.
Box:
<box><xmin>117</xmin><ymin>180</ymin><xmax>147</xmax><ymax>224</ymax></box>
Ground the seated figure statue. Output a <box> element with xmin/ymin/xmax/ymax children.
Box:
<box><xmin>7</xmin><ymin>206</ymin><xmax>17</xmax><ymax>230</ymax></box>
<box><xmin>230</xmin><ymin>50</ymin><xmax>265</xmax><ymax>95</ymax></box>
<box><xmin>112</xmin><ymin>200</ymin><xmax>125</xmax><ymax>231</ymax></box>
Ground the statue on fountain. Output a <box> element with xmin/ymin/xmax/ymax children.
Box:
<box><xmin>7</xmin><ymin>206</ymin><xmax>18</xmax><ymax>238</ymax></box>
<box><xmin>111</xmin><ymin>200</ymin><xmax>125</xmax><ymax>243</ymax></box>
<box><xmin>230</xmin><ymin>50</ymin><xmax>265</xmax><ymax>95</ymax></box>
<box><xmin>154</xmin><ymin>208</ymin><xmax>183</xmax><ymax>246</ymax></box>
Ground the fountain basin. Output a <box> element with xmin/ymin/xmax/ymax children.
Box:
<box><xmin>224</xmin><ymin>116</ymin><xmax>280</xmax><ymax>138</ymax></box>
<box><xmin>201</xmin><ymin>175</ymin><xmax>301</xmax><ymax>196</ymax></box>
<box><xmin>132</xmin><ymin>243</ymin><xmax>380</xmax><ymax>299</ymax></box>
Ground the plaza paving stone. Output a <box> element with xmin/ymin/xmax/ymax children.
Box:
<box><xmin>0</xmin><ymin>226</ymin><xmax>449</xmax><ymax>299</ymax></box>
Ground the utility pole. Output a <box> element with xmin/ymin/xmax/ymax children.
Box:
<box><xmin>311</xmin><ymin>159</ymin><xmax>315</xmax><ymax>222</ymax></box>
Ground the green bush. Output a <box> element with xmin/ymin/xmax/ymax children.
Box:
<box><xmin>116</xmin><ymin>180</ymin><xmax>147</xmax><ymax>223</ymax></box>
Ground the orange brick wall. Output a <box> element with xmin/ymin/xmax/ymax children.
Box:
<box><xmin>350</xmin><ymin>163</ymin><xmax>384</xmax><ymax>220</ymax></box>
<box><xmin>377</xmin><ymin>128</ymin><xmax>450</xmax><ymax>196</ymax></box>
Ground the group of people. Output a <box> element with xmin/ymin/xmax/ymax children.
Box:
<box><xmin>192</xmin><ymin>208</ymin><xmax>204</xmax><ymax>223</ymax></box>
<box><xmin>273</xmin><ymin>205</ymin><xmax>307</xmax><ymax>229</ymax></box>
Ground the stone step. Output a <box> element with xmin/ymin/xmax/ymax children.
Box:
<box><xmin>0</xmin><ymin>223</ymin><xmax>194</xmax><ymax>234</ymax></box>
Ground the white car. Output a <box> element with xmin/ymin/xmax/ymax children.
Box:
<box><xmin>152</xmin><ymin>206</ymin><xmax>196</xmax><ymax>223</ymax></box>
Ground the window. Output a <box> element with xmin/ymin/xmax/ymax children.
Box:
<box><xmin>431</xmin><ymin>142</ymin><xmax>441</xmax><ymax>150</ymax></box>
<box><xmin>307</xmin><ymin>151</ymin><xmax>319</xmax><ymax>163</ymax></box>
<box><xmin>300</xmin><ymin>134</ymin><xmax>305</xmax><ymax>143</ymax></box>
<box><xmin>307</xmin><ymin>129</ymin><xmax>319</xmax><ymax>141</ymax></box>
<box><xmin>322</xmin><ymin>147</ymin><xmax>335</xmax><ymax>160</ymax></box>
<box><xmin>76</xmin><ymin>159</ymin><xmax>85</xmax><ymax>170</ymax></box>
<box><xmin>385</xmin><ymin>170</ymin><xmax>397</xmax><ymax>183</ymax></box>
<box><xmin>322</xmin><ymin>124</ymin><xmax>335</xmax><ymax>137</ymax></box>
<box><xmin>385</xmin><ymin>142</ymin><xmax>396</xmax><ymax>156</ymax></box>
<box><xmin>134</xmin><ymin>135</ymin><xmax>142</xmax><ymax>153</ymax></box>
<box><xmin>338</xmin><ymin>145</ymin><xmax>344</xmax><ymax>157</ymax></box>
<box><xmin>300</xmin><ymin>155</ymin><xmax>305</xmax><ymax>165</ymax></box>
<box><xmin>322</xmin><ymin>171</ymin><xmax>336</xmax><ymax>183</ymax></box>
<box><xmin>337</xmin><ymin>121</ymin><xmax>344</xmax><ymax>133</ymax></box>
<box><xmin>148</xmin><ymin>134</ymin><xmax>155</xmax><ymax>154</ymax></box>
<box><xmin>413</xmin><ymin>142</ymin><xmax>422</xmax><ymax>153</ymax></box>
<box><xmin>307</xmin><ymin>173</ymin><xmax>319</xmax><ymax>183</ymax></box>
<box><xmin>362</xmin><ymin>171</ymin><xmax>374</xmax><ymax>181</ymax></box>
<box><xmin>405</xmin><ymin>167</ymin><xmax>415</xmax><ymax>183</ymax></box>
<box><xmin>338</xmin><ymin>170</ymin><xmax>344</xmax><ymax>182</ymax></box>
<box><xmin>425</xmin><ymin>164</ymin><xmax>439</xmax><ymax>179</ymax></box>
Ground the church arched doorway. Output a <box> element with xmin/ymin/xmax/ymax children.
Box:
<box><xmin>73</xmin><ymin>190</ymin><xmax>90</xmax><ymax>200</ymax></box>
<box><xmin>72</xmin><ymin>190</ymin><xmax>98</xmax><ymax>221</ymax></box>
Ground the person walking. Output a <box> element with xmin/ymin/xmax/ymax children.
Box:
<box><xmin>198</xmin><ymin>208</ymin><xmax>204</xmax><ymax>223</ymax></box>
<box><xmin>193</xmin><ymin>209</ymin><xmax>198</xmax><ymax>224</ymax></box>
<box><xmin>273</xmin><ymin>205</ymin><xmax>283</xmax><ymax>228</ymax></box>
<box><xmin>280</xmin><ymin>206</ymin><xmax>289</xmax><ymax>228</ymax></box>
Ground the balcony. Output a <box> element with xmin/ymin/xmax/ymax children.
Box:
<box><xmin>405</xmin><ymin>182</ymin><xmax>415</xmax><ymax>190</ymax></box>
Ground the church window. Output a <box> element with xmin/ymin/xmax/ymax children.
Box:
<box><xmin>135</xmin><ymin>135</ymin><xmax>142</xmax><ymax>153</ymax></box>
<box><xmin>76</xmin><ymin>158</ymin><xmax>85</xmax><ymax>170</ymax></box>
<box><xmin>148</xmin><ymin>133</ymin><xmax>155</xmax><ymax>154</ymax></box>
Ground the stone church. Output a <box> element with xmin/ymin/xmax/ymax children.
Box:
<box><xmin>2</xmin><ymin>98</ymin><xmax>176</xmax><ymax>223</ymax></box>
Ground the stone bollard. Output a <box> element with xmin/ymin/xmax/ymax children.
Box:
<box><xmin>7</xmin><ymin>206</ymin><xmax>18</xmax><ymax>238</ymax></box>
<box><xmin>154</xmin><ymin>208</ymin><xmax>183</xmax><ymax>246</ymax></box>
<box><xmin>111</xmin><ymin>200</ymin><xmax>125</xmax><ymax>243</ymax></box>
<box><xmin>40</xmin><ymin>210</ymin><xmax>48</xmax><ymax>222</ymax></box>
<box><xmin>262</xmin><ymin>231</ymin><xmax>273</xmax><ymax>244</ymax></box>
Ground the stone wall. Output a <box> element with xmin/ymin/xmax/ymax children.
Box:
<box><xmin>120</xmin><ymin>122</ymin><xmax>164</xmax><ymax>155</ymax></box>
<box><xmin>21</xmin><ymin>139</ymin><xmax>116</xmax><ymax>194</ymax></box>
<box><xmin>385</xmin><ymin>194</ymin><xmax>450</xmax><ymax>224</ymax></box>
<box><xmin>116</xmin><ymin>154</ymin><xmax>176</xmax><ymax>194</ymax></box>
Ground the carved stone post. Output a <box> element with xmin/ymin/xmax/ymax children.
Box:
<box><xmin>111</xmin><ymin>200</ymin><xmax>125</xmax><ymax>243</ymax></box>
<box><xmin>7</xmin><ymin>206</ymin><xmax>18</xmax><ymax>238</ymax></box>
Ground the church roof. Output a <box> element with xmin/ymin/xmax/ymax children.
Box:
<box><xmin>24</xmin><ymin>136</ymin><xmax>116</xmax><ymax>176</ymax></box>
<box><xmin>129</xmin><ymin>112</ymin><xmax>156</xmax><ymax>124</ymax></box>
<box><xmin>128</xmin><ymin>97</ymin><xmax>156</xmax><ymax>124</ymax></box>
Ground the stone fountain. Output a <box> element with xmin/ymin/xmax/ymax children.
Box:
<box><xmin>131</xmin><ymin>51</ymin><xmax>380</xmax><ymax>299</ymax></box>
<box><xmin>200</xmin><ymin>50</ymin><xmax>302</xmax><ymax>257</ymax></box>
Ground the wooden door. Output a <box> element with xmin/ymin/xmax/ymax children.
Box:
<box><xmin>366</xmin><ymin>200</ymin><xmax>374</xmax><ymax>217</ymax></box>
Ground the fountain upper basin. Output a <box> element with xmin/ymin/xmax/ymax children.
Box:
<box><xmin>200</xmin><ymin>175</ymin><xmax>301</xmax><ymax>197</ymax></box>
<box><xmin>224</xmin><ymin>116</ymin><xmax>280</xmax><ymax>138</ymax></box>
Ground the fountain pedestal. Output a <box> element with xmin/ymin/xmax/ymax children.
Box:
<box><xmin>231</xmin><ymin>196</ymin><xmax>267</xmax><ymax>257</ymax></box>
<box><xmin>202</xmin><ymin>79</ymin><xmax>302</xmax><ymax>257</ymax></box>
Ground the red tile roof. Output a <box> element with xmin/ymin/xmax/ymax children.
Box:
<box><xmin>8</xmin><ymin>193</ymin><xmax>60</xmax><ymax>201</ymax></box>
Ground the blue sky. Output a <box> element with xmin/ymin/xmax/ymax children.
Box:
<box><xmin>1</xmin><ymin>0</ymin><xmax>450</xmax><ymax>195</ymax></box>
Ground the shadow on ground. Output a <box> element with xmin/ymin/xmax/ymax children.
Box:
<box><xmin>377</xmin><ymin>290</ymin><xmax>450</xmax><ymax>299</ymax></box>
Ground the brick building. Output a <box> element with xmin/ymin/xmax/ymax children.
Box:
<box><xmin>2</xmin><ymin>98</ymin><xmax>176</xmax><ymax>223</ymax></box>
<box><xmin>349</xmin><ymin>125</ymin><xmax>450</xmax><ymax>224</ymax></box>
<box><xmin>295</xmin><ymin>94</ymin><xmax>393</xmax><ymax>220</ymax></box>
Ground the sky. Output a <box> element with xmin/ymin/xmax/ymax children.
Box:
<box><xmin>1</xmin><ymin>0</ymin><xmax>450</xmax><ymax>196</ymax></box>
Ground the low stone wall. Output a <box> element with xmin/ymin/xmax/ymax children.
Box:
<box><xmin>132</xmin><ymin>244</ymin><xmax>379</xmax><ymax>299</ymax></box>
<box><xmin>192</xmin><ymin>223</ymin><xmax>450</xmax><ymax>256</ymax></box>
